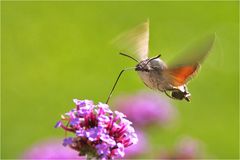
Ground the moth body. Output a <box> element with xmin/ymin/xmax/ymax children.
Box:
<box><xmin>136</xmin><ymin>58</ymin><xmax>172</xmax><ymax>91</ymax></box>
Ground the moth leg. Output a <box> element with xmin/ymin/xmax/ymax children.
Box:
<box><xmin>164</xmin><ymin>90</ymin><xmax>176</xmax><ymax>100</ymax></box>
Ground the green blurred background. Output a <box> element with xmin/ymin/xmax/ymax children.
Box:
<box><xmin>1</xmin><ymin>1</ymin><xmax>239</xmax><ymax>159</ymax></box>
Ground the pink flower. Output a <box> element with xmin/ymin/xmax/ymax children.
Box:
<box><xmin>124</xmin><ymin>129</ymin><xmax>150</xmax><ymax>158</ymax></box>
<box><xmin>21</xmin><ymin>138</ymin><xmax>82</xmax><ymax>159</ymax></box>
<box><xmin>114</xmin><ymin>91</ymin><xmax>177</xmax><ymax>127</ymax></box>
<box><xmin>159</xmin><ymin>136</ymin><xmax>205</xmax><ymax>159</ymax></box>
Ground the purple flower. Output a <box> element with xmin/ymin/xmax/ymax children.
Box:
<box><xmin>96</xmin><ymin>143</ymin><xmax>110</xmax><ymax>158</ymax></box>
<box><xmin>175</xmin><ymin>137</ymin><xmax>205</xmax><ymax>159</ymax></box>
<box><xmin>100</xmin><ymin>134</ymin><xmax>116</xmax><ymax>146</ymax></box>
<box><xmin>159</xmin><ymin>136</ymin><xmax>205</xmax><ymax>159</ymax></box>
<box><xmin>76</xmin><ymin>128</ymin><xmax>85</xmax><ymax>137</ymax></box>
<box><xmin>63</xmin><ymin>137</ymin><xmax>73</xmax><ymax>146</ymax></box>
<box><xmin>113</xmin><ymin>143</ymin><xmax>125</xmax><ymax>158</ymax></box>
<box><xmin>85</xmin><ymin>127</ymin><xmax>103</xmax><ymax>141</ymax></box>
<box><xmin>54</xmin><ymin>121</ymin><xmax>62</xmax><ymax>128</ymax></box>
<box><xmin>55</xmin><ymin>99</ymin><xmax>138</xmax><ymax>159</ymax></box>
<box><xmin>98</xmin><ymin>102</ymin><xmax>113</xmax><ymax>114</ymax></box>
<box><xmin>73</xmin><ymin>99</ymin><xmax>93</xmax><ymax>107</ymax></box>
<box><xmin>69</xmin><ymin>118</ymin><xmax>80</xmax><ymax>126</ymax></box>
<box><xmin>21</xmin><ymin>138</ymin><xmax>83</xmax><ymax>159</ymax></box>
<box><xmin>124</xmin><ymin>129</ymin><xmax>150</xmax><ymax>158</ymax></box>
<box><xmin>114</xmin><ymin>91</ymin><xmax>177</xmax><ymax>127</ymax></box>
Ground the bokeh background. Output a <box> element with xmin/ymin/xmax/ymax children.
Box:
<box><xmin>1</xmin><ymin>1</ymin><xmax>239</xmax><ymax>159</ymax></box>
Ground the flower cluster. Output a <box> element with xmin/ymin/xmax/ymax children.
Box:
<box><xmin>55</xmin><ymin>99</ymin><xmax>138</xmax><ymax>159</ymax></box>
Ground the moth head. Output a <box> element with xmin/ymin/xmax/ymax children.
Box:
<box><xmin>135</xmin><ymin>54</ymin><xmax>165</xmax><ymax>72</ymax></box>
<box><xmin>135</xmin><ymin>59</ymin><xmax>151</xmax><ymax>72</ymax></box>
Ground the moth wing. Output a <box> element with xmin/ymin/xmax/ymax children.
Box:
<box><xmin>163</xmin><ymin>64</ymin><xmax>199</xmax><ymax>86</ymax></box>
<box><xmin>168</xmin><ymin>34</ymin><xmax>215</xmax><ymax>68</ymax></box>
<box><xmin>164</xmin><ymin>34</ymin><xmax>215</xmax><ymax>86</ymax></box>
<box><xmin>112</xmin><ymin>21</ymin><xmax>149</xmax><ymax>61</ymax></box>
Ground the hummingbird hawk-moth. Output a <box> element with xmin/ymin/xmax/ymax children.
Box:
<box><xmin>106</xmin><ymin>21</ymin><xmax>215</xmax><ymax>103</ymax></box>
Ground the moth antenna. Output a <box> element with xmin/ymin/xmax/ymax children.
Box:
<box><xmin>119</xmin><ymin>52</ymin><xmax>139</xmax><ymax>63</ymax></box>
<box><xmin>106</xmin><ymin>67</ymin><xmax>136</xmax><ymax>104</ymax></box>
<box><xmin>147</xmin><ymin>54</ymin><xmax>161</xmax><ymax>64</ymax></box>
<box><xmin>144</xmin><ymin>54</ymin><xmax>161</xmax><ymax>68</ymax></box>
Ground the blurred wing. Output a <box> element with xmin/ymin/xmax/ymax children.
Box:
<box><xmin>112</xmin><ymin>21</ymin><xmax>149</xmax><ymax>61</ymax></box>
<box><xmin>164</xmin><ymin>64</ymin><xmax>199</xmax><ymax>86</ymax></box>
<box><xmin>165</xmin><ymin>34</ymin><xmax>215</xmax><ymax>86</ymax></box>
<box><xmin>168</xmin><ymin>34</ymin><xmax>215</xmax><ymax>67</ymax></box>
